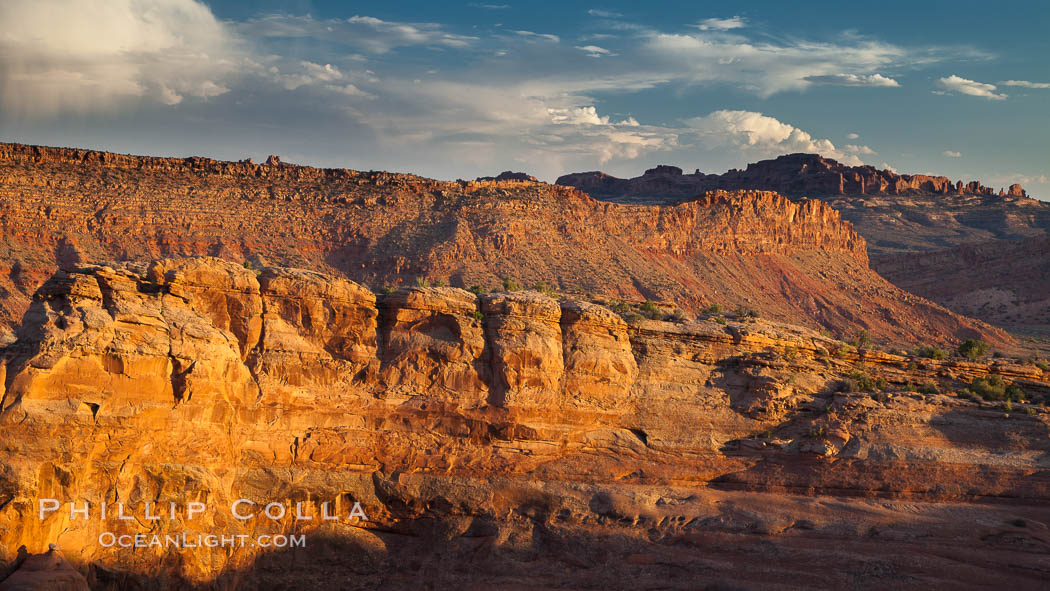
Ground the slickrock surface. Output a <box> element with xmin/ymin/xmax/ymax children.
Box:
<box><xmin>556</xmin><ymin>154</ymin><xmax>1050</xmax><ymax>257</ymax></box>
<box><xmin>1</xmin><ymin>259</ymin><xmax>1049</xmax><ymax>589</ymax></box>
<box><xmin>0</xmin><ymin>142</ymin><xmax>1008</xmax><ymax>348</ymax></box>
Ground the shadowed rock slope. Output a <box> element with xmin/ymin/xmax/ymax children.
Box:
<box><xmin>0</xmin><ymin>142</ymin><xmax>1010</xmax><ymax>348</ymax></box>
<box><xmin>1</xmin><ymin>258</ymin><xmax>1049</xmax><ymax>589</ymax></box>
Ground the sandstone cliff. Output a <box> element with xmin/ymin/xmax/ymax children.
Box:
<box><xmin>556</xmin><ymin>154</ymin><xmax>1050</xmax><ymax>257</ymax></box>
<box><xmin>0</xmin><ymin>259</ymin><xmax>1048</xmax><ymax>588</ymax></box>
<box><xmin>556</xmin><ymin>154</ymin><xmax>1030</xmax><ymax>202</ymax></box>
<box><xmin>0</xmin><ymin>142</ymin><xmax>1009</xmax><ymax>348</ymax></box>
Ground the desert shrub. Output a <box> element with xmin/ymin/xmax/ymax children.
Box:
<box><xmin>703</xmin><ymin>303</ymin><xmax>723</xmax><ymax>314</ymax></box>
<box><xmin>808</xmin><ymin>425</ymin><xmax>827</xmax><ymax>438</ymax></box>
<box><xmin>381</xmin><ymin>286</ymin><xmax>396</xmax><ymax>295</ymax></box>
<box><xmin>914</xmin><ymin>345</ymin><xmax>947</xmax><ymax>360</ymax></box>
<box><xmin>502</xmin><ymin>277</ymin><xmax>521</xmax><ymax>291</ymax></box>
<box><xmin>415</xmin><ymin>276</ymin><xmax>431</xmax><ymax>288</ymax></box>
<box><xmin>469</xmin><ymin>285</ymin><xmax>485</xmax><ymax>295</ymax></box>
<box><xmin>852</xmin><ymin>330</ymin><xmax>872</xmax><ymax>349</ymax></box>
<box><xmin>624</xmin><ymin>313</ymin><xmax>645</xmax><ymax>323</ymax></box>
<box><xmin>715</xmin><ymin>316</ymin><xmax>728</xmax><ymax>325</ymax></box>
<box><xmin>665</xmin><ymin>309</ymin><xmax>688</xmax><ymax>323</ymax></box>
<box><xmin>916</xmin><ymin>381</ymin><xmax>940</xmax><ymax>395</ymax></box>
<box><xmin>1003</xmin><ymin>400</ymin><xmax>1013</xmax><ymax>412</ymax></box>
<box><xmin>432</xmin><ymin>278</ymin><xmax>447</xmax><ymax>287</ymax></box>
<box><xmin>842</xmin><ymin>370</ymin><xmax>885</xmax><ymax>393</ymax></box>
<box><xmin>472</xmin><ymin>310</ymin><xmax>484</xmax><ymax>321</ymax></box>
<box><xmin>1006</xmin><ymin>384</ymin><xmax>1026</xmax><ymax>401</ymax></box>
<box><xmin>533</xmin><ymin>281</ymin><xmax>556</xmax><ymax>296</ymax></box>
<box><xmin>962</xmin><ymin>375</ymin><xmax>1024</xmax><ymax>402</ymax></box>
<box><xmin>958</xmin><ymin>339</ymin><xmax>989</xmax><ymax>360</ymax></box>
<box><xmin>242</xmin><ymin>260</ymin><xmax>254</xmax><ymax>270</ymax></box>
<box><xmin>734</xmin><ymin>306</ymin><xmax>759</xmax><ymax>319</ymax></box>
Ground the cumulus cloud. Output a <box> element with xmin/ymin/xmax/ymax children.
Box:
<box><xmin>804</xmin><ymin>73</ymin><xmax>899</xmax><ymax>87</ymax></box>
<box><xmin>943</xmin><ymin>150</ymin><xmax>962</xmax><ymax>158</ymax></box>
<box><xmin>847</xmin><ymin>132</ymin><xmax>860</xmax><ymax>139</ymax></box>
<box><xmin>0</xmin><ymin>4</ymin><xmax>979</xmax><ymax>179</ymax></box>
<box><xmin>683</xmin><ymin>110</ymin><xmax>866</xmax><ymax>165</ymax></box>
<box><xmin>935</xmin><ymin>75</ymin><xmax>1006</xmax><ymax>100</ymax></box>
<box><xmin>695</xmin><ymin>17</ymin><xmax>747</xmax><ymax>31</ymax></box>
<box><xmin>999</xmin><ymin>80</ymin><xmax>1050</xmax><ymax>89</ymax></box>
<box><xmin>0</xmin><ymin>0</ymin><xmax>239</xmax><ymax>116</ymax></box>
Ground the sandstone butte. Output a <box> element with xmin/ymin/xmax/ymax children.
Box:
<box><xmin>0</xmin><ymin>257</ymin><xmax>1047</xmax><ymax>589</ymax></box>
<box><xmin>0</xmin><ymin>143</ymin><xmax>1014</xmax><ymax>351</ymax></box>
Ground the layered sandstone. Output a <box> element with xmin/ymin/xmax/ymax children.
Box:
<box><xmin>556</xmin><ymin>154</ymin><xmax>1050</xmax><ymax>258</ymax></box>
<box><xmin>0</xmin><ymin>142</ymin><xmax>1010</xmax><ymax>348</ymax></box>
<box><xmin>1</xmin><ymin>259</ymin><xmax>1049</xmax><ymax>588</ymax></box>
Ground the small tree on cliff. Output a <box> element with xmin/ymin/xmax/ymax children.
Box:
<box><xmin>958</xmin><ymin>339</ymin><xmax>989</xmax><ymax>360</ymax></box>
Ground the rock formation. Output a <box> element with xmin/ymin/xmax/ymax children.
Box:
<box><xmin>556</xmin><ymin>155</ymin><xmax>1050</xmax><ymax>334</ymax></box>
<box><xmin>0</xmin><ymin>258</ymin><xmax>1048</xmax><ymax>588</ymax></box>
<box><xmin>474</xmin><ymin>171</ymin><xmax>539</xmax><ymax>182</ymax></box>
<box><xmin>556</xmin><ymin>154</ymin><xmax>1050</xmax><ymax>258</ymax></box>
<box><xmin>0</xmin><ymin>142</ymin><xmax>1010</xmax><ymax>348</ymax></box>
<box><xmin>556</xmin><ymin>153</ymin><xmax>1030</xmax><ymax>202</ymax></box>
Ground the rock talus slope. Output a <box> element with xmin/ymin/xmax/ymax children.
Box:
<box><xmin>1</xmin><ymin>258</ymin><xmax>1049</xmax><ymax>589</ymax></box>
<box><xmin>0</xmin><ymin>142</ymin><xmax>1010</xmax><ymax>348</ymax></box>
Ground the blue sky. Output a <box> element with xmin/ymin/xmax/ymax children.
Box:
<box><xmin>1</xmin><ymin>1</ymin><xmax>1047</xmax><ymax>196</ymax></box>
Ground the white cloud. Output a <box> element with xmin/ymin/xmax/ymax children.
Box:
<box><xmin>575</xmin><ymin>45</ymin><xmax>613</xmax><ymax>57</ymax></box>
<box><xmin>469</xmin><ymin>3</ymin><xmax>510</xmax><ymax>9</ymax></box>
<box><xmin>935</xmin><ymin>75</ymin><xmax>1006</xmax><ymax>100</ymax></box>
<box><xmin>695</xmin><ymin>17</ymin><xmax>747</xmax><ymax>31</ymax></box>
<box><xmin>514</xmin><ymin>30</ymin><xmax>560</xmax><ymax>43</ymax></box>
<box><xmin>241</xmin><ymin>15</ymin><xmax>478</xmax><ymax>54</ymax></box>
<box><xmin>644</xmin><ymin>33</ymin><xmax>911</xmax><ymax>96</ymax></box>
<box><xmin>1000</xmin><ymin>80</ymin><xmax>1050</xmax><ymax>89</ymax></box>
<box><xmin>0</xmin><ymin>0</ymin><xmax>238</xmax><ymax>116</ymax></box>
<box><xmin>804</xmin><ymin>73</ymin><xmax>900</xmax><ymax>87</ymax></box>
<box><xmin>684</xmin><ymin>110</ymin><xmax>866</xmax><ymax>165</ymax></box>
<box><xmin>881</xmin><ymin>162</ymin><xmax>897</xmax><ymax>174</ymax></box>
<box><xmin>344</xmin><ymin>15</ymin><xmax>479</xmax><ymax>51</ymax></box>
<box><xmin>847</xmin><ymin>132</ymin><xmax>860</xmax><ymax>139</ymax></box>
<box><xmin>845</xmin><ymin>144</ymin><xmax>875</xmax><ymax>155</ymax></box>
<box><xmin>587</xmin><ymin>9</ymin><xmax>623</xmax><ymax>18</ymax></box>
<box><xmin>943</xmin><ymin>150</ymin><xmax>962</xmax><ymax>158</ymax></box>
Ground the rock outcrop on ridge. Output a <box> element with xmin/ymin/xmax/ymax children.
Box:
<box><xmin>0</xmin><ymin>142</ymin><xmax>1009</xmax><ymax>348</ymax></box>
<box><xmin>0</xmin><ymin>258</ymin><xmax>1048</xmax><ymax>589</ymax></box>
<box><xmin>556</xmin><ymin>154</ymin><xmax>1050</xmax><ymax>257</ymax></box>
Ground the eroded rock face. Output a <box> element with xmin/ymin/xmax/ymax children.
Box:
<box><xmin>0</xmin><ymin>141</ymin><xmax>1013</xmax><ymax>348</ymax></box>
<box><xmin>1</xmin><ymin>259</ymin><xmax>1049</xmax><ymax>588</ymax></box>
<box><xmin>556</xmin><ymin>153</ymin><xmax>1027</xmax><ymax>201</ymax></box>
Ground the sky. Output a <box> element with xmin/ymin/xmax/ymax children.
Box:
<box><xmin>1</xmin><ymin>0</ymin><xmax>1047</xmax><ymax>197</ymax></box>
